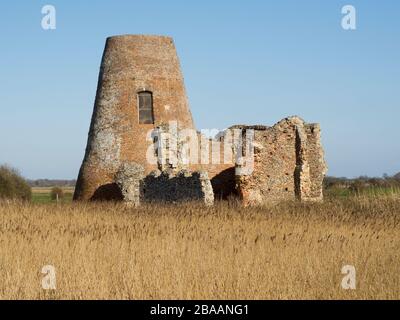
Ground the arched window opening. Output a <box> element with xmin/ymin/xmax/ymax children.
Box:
<box><xmin>138</xmin><ymin>91</ymin><xmax>154</xmax><ymax>124</ymax></box>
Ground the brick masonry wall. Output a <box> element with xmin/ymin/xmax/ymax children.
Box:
<box><xmin>235</xmin><ymin>117</ymin><xmax>327</xmax><ymax>206</ymax></box>
<box><xmin>74</xmin><ymin>35</ymin><xmax>195</xmax><ymax>200</ymax></box>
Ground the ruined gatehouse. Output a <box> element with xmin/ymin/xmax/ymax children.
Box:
<box><xmin>74</xmin><ymin>35</ymin><xmax>327</xmax><ymax>206</ymax></box>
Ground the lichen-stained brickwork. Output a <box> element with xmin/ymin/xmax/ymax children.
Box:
<box><xmin>74</xmin><ymin>35</ymin><xmax>195</xmax><ymax>201</ymax></box>
<box><xmin>115</xmin><ymin>162</ymin><xmax>144</xmax><ymax>207</ymax></box>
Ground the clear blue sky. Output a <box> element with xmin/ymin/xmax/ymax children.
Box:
<box><xmin>0</xmin><ymin>0</ymin><xmax>399</xmax><ymax>179</ymax></box>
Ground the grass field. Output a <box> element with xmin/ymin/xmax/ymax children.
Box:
<box><xmin>0</xmin><ymin>193</ymin><xmax>399</xmax><ymax>299</ymax></box>
<box><xmin>31</xmin><ymin>187</ymin><xmax>74</xmax><ymax>204</ymax></box>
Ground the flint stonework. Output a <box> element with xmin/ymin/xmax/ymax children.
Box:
<box><xmin>74</xmin><ymin>35</ymin><xmax>327</xmax><ymax>206</ymax></box>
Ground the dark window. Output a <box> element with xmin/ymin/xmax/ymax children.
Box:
<box><xmin>138</xmin><ymin>91</ymin><xmax>154</xmax><ymax>124</ymax></box>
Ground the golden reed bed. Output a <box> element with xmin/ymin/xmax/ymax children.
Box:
<box><xmin>0</xmin><ymin>195</ymin><xmax>399</xmax><ymax>299</ymax></box>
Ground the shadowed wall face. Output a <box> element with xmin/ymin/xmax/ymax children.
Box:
<box><xmin>74</xmin><ymin>35</ymin><xmax>195</xmax><ymax>201</ymax></box>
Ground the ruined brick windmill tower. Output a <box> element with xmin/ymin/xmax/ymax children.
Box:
<box><xmin>74</xmin><ymin>35</ymin><xmax>196</xmax><ymax>201</ymax></box>
<box><xmin>74</xmin><ymin>34</ymin><xmax>327</xmax><ymax>205</ymax></box>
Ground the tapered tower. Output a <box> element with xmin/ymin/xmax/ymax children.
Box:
<box><xmin>74</xmin><ymin>35</ymin><xmax>195</xmax><ymax>200</ymax></box>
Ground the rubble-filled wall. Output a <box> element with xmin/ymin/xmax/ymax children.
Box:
<box><xmin>143</xmin><ymin>170</ymin><xmax>214</xmax><ymax>205</ymax></box>
<box><xmin>152</xmin><ymin>122</ymin><xmax>236</xmax><ymax>200</ymax></box>
<box><xmin>112</xmin><ymin>123</ymin><xmax>215</xmax><ymax>206</ymax></box>
<box><xmin>115</xmin><ymin>162</ymin><xmax>144</xmax><ymax>207</ymax></box>
<box><xmin>235</xmin><ymin>117</ymin><xmax>327</xmax><ymax>206</ymax></box>
<box><xmin>81</xmin><ymin>115</ymin><xmax>327</xmax><ymax>206</ymax></box>
<box><xmin>114</xmin><ymin>166</ymin><xmax>214</xmax><ymax>207</ymax></box>
<box><xmin>305</xmin><ymin>123</ymin><xmax>326</xmax><ymax>201</ymax></box>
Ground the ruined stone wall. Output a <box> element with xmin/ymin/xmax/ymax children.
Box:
<box><xmin>152</xmin><ymin>122</ymin><xmax>236</xmax><ymax>199</ymax></box>
<box><xmin>74</xmin><ymin>34</ymin><xmax>327</xmax><ymax>205</ymax></box>
<box><xmin>106</xmin><ymin>160</ymin><xmax>214</xmax><ymax>207</ymax></box>
<box><xmin>143</xmin><ymin>170</ymin><xmax>214</xmax><ymax>205</ymax></box>
<box><xmin>235</xmin><ymin>117</ymin><xmax>327</xmax><ymax>206</ymax></box>
<box><xmin>110</xmin><ymin>122</ymin><xmax>215</xmax><ymax>206</ymax></box>
<box><xmin>205</xmin><ymin>132</ymin><xmax>238</xmax><ymax>199</ymax></box>
<box><xmin>115</xmin><ymin>162</ymin><xmax>144</xmax><ymax>207</ymax></box>
<box><xmin>110</xmin><ymin>117</ymin><xmax>326</xmax><ymax>206</ymax></box>
<box><xmin>305</xmin><ymin>124</ymin><xmax>328</xmax><ymax>200</ymax></box>
<box><xmin>74</xmin><ymin>35</ymin><xmax>195</xmax><ymax>201</ymax></box>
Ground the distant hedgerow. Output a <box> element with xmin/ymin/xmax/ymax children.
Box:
<box><xmin>0</xmin><ymin>165</ymin><xmax>31</xmax><ymax>201</ymax></box>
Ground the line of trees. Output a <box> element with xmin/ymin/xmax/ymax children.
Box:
<box><xmin>27</xmin><ymin>179</ymin><xmax>76</xmax><ymax>188</ymax></box>
<box><xmin>324</xmin><ymin>173</ymin><xmax>400</xmax><ymax>192</ymax></box>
